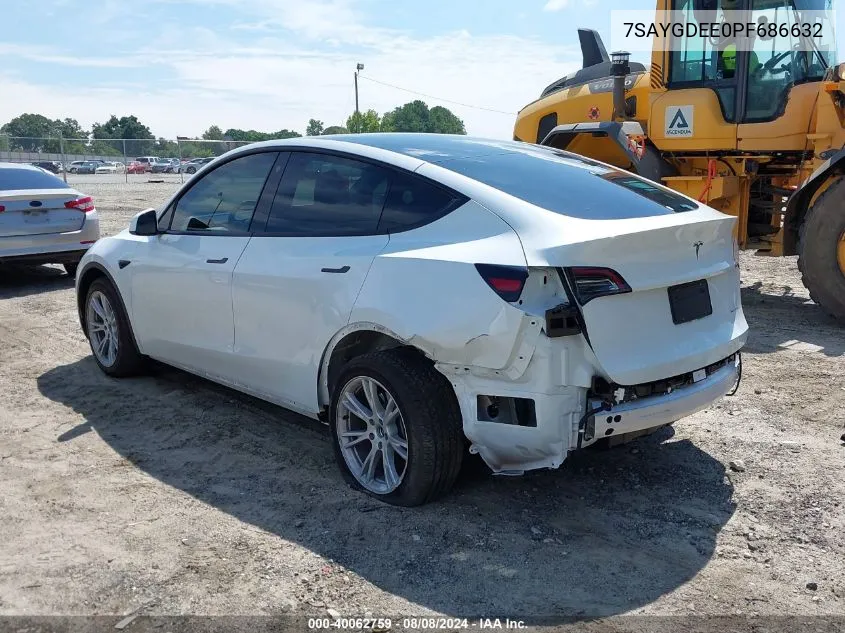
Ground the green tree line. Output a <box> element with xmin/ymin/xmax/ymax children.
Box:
<box><xmin>0</xmin><ymin>101</ymin><xmax>466</xmax><ymax>157</ymax></box>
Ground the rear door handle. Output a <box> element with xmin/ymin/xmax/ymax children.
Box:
<box><xmin>206</xmin><ymin>257</ymin><xmax>229</xmax><ymax>264</ymax></box>
<box><xmin>321</xmin><ymin>265</ymin><xmax>350</xmax><ymax>274</ymax></box>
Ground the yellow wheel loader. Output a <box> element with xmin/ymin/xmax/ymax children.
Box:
<box><xmin>514</xmin><ymin>0</ymin><xmax>845</xmax><ymax>321</ymax></box>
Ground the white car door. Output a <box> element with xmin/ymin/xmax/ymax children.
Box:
<box><xmin>129</xmin><ymin>151</ymin><xmax>280</xmax><ymax>378</ymax></box>
<box><xmin>231</xmin><ymin>151</ymin><xmax>397</xmax><ymax>414</ymax></box>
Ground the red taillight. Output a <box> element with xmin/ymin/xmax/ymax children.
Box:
<box><xmin>0</xmin><ymin>205</ymin><xmax>5</xmax><ymax>213</ymax></box>
<box><xmin>65</xmin><ymin>196</ymin><xmax>95</xmax><ymax>213</ymax></box>
<box><xmin>568</xmin><ymin>267</ymin><xmax>631</xmax><ymax>304</ymax></box>
<box><xmin>475</xmin><ymin>264</ymin><xmax>529</xmax><ymax>302</ymax></box>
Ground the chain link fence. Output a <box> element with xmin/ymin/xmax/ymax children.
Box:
<box><xmin>0</xmin><ymin>135</ymin><xmax>252</xmax><ymax>184</ymax></box>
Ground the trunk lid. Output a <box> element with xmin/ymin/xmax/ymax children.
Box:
<box><xmin>519</xmin><ymin>208</ymin><xmax>747</xmax><ymax>385</ymax></box>
<box><xmin>0</xmin><ymin>189</ymin><xmax>87</xmax><ymax>237</ymax></box>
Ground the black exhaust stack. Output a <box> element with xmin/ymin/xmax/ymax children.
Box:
<box><xmin>611</xmin><ymin>51</ymin><xmax>631</xmax><ymax>121</ymax></box>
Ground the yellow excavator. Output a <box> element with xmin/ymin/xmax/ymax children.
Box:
<box><xmin>514</xmin><ymin>0</ymin><xmax>845</xmax><ymax>322</ymax></box>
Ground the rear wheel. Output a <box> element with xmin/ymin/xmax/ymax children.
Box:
<box><xmin>186</xmin><ymin>166</ymin><xmax>196</xmax><ymax>174</ymax></box>
<box><xmin>85</xmin><ymin>279</ymin><xmax>145</xmax><ymax>377</ymax></box>
<box><xmin>797</xmin><ymin>177</ymin><xmax>845</xmax><ymax>322</ymax></box>
<box><xmin>329</xmin><ymin>349</ymin><xmax>464</xmax><ymax>506</ymax></box>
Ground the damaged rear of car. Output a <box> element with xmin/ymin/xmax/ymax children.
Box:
<box><xmin>338</xmin><ymin>136</ymin><xmax>748</xmax><ymax>483</ymax></box>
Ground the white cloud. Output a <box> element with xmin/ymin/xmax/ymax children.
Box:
<box><xmin>1</xmin><ymin>0</ymin><xmax>580</xmax><ymax>140</ymax></box>
<box><xmin>543</xmin><ymin>0</ymin><xmax>570</xmax><ymax>11</ymax></box>
<box><xmin>0</xmin><ymin>44</ymin><xmax>143</xmax><ymax>68</ymax></box>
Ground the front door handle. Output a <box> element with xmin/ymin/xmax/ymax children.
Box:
<box><xmin>321</xmin><ymin>265</ymin><xmax>350</xmax><ymax>274</ymax></box>
<box><xmin>206</xmin><ymin>257</ymin><xmax>229</xmax><ymax>264</ymax></box>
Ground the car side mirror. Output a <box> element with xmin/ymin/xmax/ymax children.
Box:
<box><xmin>129</xmin><ymin>208</ymin><xmax>159</xmax><ymax>236</ymax></box>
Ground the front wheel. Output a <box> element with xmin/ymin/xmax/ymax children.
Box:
<box><xmin>798</xmin><ymin>177</ymin><xmax>845</xmax><ymax>322</ymax></box>
<box><xmin>329</xmin><ymin>349</ymin><xmax>464</xmax><ymax>506</ymax></box>
<box><xmin>85</xmin><ymin>279</ymin><xmax>145</xmax><ymax>377</ymax></box>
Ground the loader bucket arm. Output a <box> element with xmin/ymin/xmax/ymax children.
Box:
<box><xmin>540</xmin><ymin>122</ymin><xmax>676</xmax><ymax>184</ymax></box>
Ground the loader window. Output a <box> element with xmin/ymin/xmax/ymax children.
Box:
<box><xmin>743</xmin><ymin>0</ymin><xmax>837</xmax><ymax>122</ymax></box>
<box><xmin>668</xmin><ymin>0</ymin><xmax>737</xmax><ymax>122</ymax></box>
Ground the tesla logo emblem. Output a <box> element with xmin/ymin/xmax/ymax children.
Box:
<box><xmin>693</xmin><ymin>241</ymin><xmax>704</xmax><ymax>259</ymax></box>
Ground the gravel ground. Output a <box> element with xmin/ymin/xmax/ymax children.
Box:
<box><xmin>0</xmin><ymin>176</ymin><xmax>843</xmax><ymax>627</ymax></box>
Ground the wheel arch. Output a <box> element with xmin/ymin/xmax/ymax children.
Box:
<box><xmin>784</xmin><ymin>148</ymin><xmax>845</xmax><ymax>255</ymax></box>
<box><xmin>317</xmin><ymin>323</ymin><xmax>435</xmax><ymax>412</ymax></box>
<box><xmin>76</xmin><ymin>262</ymin><xmax>140</xmax><ymax>350</ymax></box>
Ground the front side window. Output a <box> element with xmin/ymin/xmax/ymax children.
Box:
<box><xmin>168</xmin><ymin>152</ymin><xmax>277</xmax><ymax>233</ymax></box>
<box><xmin>265</xmin><ymin>152</ymin><xmax>390</xmax><ymax>236</ymax></box>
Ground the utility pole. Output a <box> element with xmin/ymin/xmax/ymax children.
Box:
<box><xmin>354</xmin><ymin>63</ymin><xmax>364</xmax><ymax>133</ymax></box>
<box><xmin>59</xmin><ymin>132</ymin><xmax>67</xmax><ymax>184</ymax></box>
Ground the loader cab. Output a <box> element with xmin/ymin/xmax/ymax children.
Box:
<box><xmin>651</xmin><ymin>0</ymin><xmax>836</xmax><ymax>151</ymax></box>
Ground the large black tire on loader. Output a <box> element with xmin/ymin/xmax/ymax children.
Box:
<box><xmin>797</xmin><ymin>177</ymin><xmax>845</xmax><ymax>323</ymax></box>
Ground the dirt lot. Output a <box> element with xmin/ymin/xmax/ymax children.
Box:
<box><xmin>0</xmin><ymin>176</ymin><xmax>843</xmax><ymax>625</ymax></box>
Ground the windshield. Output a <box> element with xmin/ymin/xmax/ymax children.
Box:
<box><xmin>754</xmin><ymin>0</ymin><xmax>836</xmax><ymax>79</ymax></box>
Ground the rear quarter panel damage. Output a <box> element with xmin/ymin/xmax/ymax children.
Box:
<box><xmin>340</xmin><ymin>199</ymin><xmax>600</xmax><ymax>472</ymax></box>
<box><xmin>348</xmin><ymin>200</ymin><xmax>533</xmax><ymax>371</ymax></box>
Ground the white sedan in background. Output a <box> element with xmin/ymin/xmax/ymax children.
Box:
<box><xmin>0</xmin><ymin>162</ymin><xmax>100</xmax><ymax>276</ymax></box>
<box><xmin>95</xmin><ymin>161</ymin><xmax>125</xmax><ymax>174</ymax></box>
<box><xmin>74</xmin><ymin>134</ymin><xmax>747</xmax><ymax>506</ymax></box>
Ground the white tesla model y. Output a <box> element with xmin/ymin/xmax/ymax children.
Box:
<box><xmin>75</xmin><ymin>134</ymin><xmax>748</xmax><ymax>506</ymax></box>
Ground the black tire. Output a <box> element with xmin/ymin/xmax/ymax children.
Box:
<box><xmin>186</xmin><ymin>166</ymin><xmax>196</xmax><ymax>174</ymax></box>
<box><xmin>63</xmin><ymin>261</ymin><xmax>79</xmax><ymax>277</ymax></box>
<box><xmin>797</xmin><ymin>177</ymin><xmax>845</xmax><ymax>322</ymax></box>
<box><xmin>329</xmin><ymin>348</ymin><xmax>464</xmax><ymax>506</ymax></box>
<box><xmin>84</xmin><ymin>278</ymin><xmax>145</xmax><ymax>377</ymax></box>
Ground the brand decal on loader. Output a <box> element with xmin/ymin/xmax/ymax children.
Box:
<box><xmin>665</xmin><ymin>105</ymin><xmax>694</xmax><ymax>137</ymax></box>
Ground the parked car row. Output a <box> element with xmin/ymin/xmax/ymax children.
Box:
<box><xmin>22</xmin><ymin>156</ymin><xmax>219</xmax><ymax>176</ymax></box>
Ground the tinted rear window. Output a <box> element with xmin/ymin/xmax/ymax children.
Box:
<box><xmin>435</xmin><ymin>146</ymin><xmax>698</xmax><ymax>220</ymax></box>
<box><xmin>378</xmin><ymin>171</ymin><xmax>459</xmax><ymax>233</ymax></box>
<box><xmin>0</xmin><ymin>166</ymin><xmax>69</xmax><ymax>190</ymax></box>
<box><xmin>340</xmin><ymin>135</ymin><xmax>699</xmax><ymax>220</ymax></box>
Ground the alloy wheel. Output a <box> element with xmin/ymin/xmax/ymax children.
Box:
<box><xmin>336</xmin><ymin>376</ymin><xmax>409</xmax><ymax>494</ymax></box>
<box><xmin>86</xmin><ymin>290</ymin><xmax>119</xmax><ymax>367</ymax></box>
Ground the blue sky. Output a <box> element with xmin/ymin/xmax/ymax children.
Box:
<box><xmin>1</xmin><ymin>0</ymin><xmax>841</xmax><ymax>139</ymax></box>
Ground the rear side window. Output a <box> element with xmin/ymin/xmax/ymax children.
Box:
<box><xmin>265</xmin><ymin>152</ymin><xmax>390</xmax><ymax>236</ymax></box>
<box><xmin>169</xmin><ymin>152</ymin><xmax>277</xmax><ymax>233</ymax></box>
<box><xmin>436</xmin><ymin>146</ymin><xmax>698</xmax><ymax>220</ymax></box>
<box><xmin>0</xmin><ymin>166</ymin><xmax>69</xmax><ymax>190</ymax></box>
<box><xmin>377</xmin><ymin>171</ymin><xmax>459</xmax><ymax>233</ymax></box>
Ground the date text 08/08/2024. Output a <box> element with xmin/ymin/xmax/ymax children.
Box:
<box><xmin>307</xmin><ymin>617</ymin><xmax>528</xmax><ymax>630</ymax></box>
